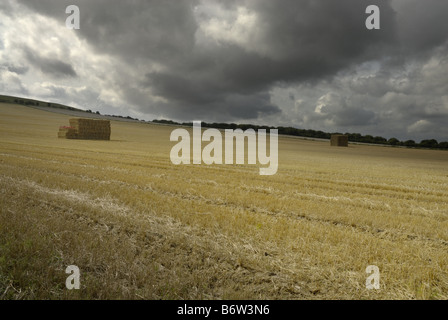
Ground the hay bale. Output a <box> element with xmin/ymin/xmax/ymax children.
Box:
<box><xmin>59</xmin><ymin>119</ymin><xmax>111</xmax><ymax>140</ymax></box>
<box><xmin>58</xmin><ymin>126</ymin><xmax>78</xmax><ymax>139</ymax></box>
<box><xmin>331</xmin><ymin>134</ymin><xmax>348</xmax><ymax>147</ymax></box>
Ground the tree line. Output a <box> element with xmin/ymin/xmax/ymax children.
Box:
<box><xmin>153</xmin><ymin>120</ymin><xmax>448</xmax><ymax>150</ymax></box>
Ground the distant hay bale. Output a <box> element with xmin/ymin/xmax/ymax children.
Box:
<box><xmin>58</xmin><ymin>119</ymin><xmax>110</xmax><ymax>140</ymax></box>
<box><xmin>331</xmin><ymin>134</ymin><xmax>348</xmax><ymax>147</ymax></box>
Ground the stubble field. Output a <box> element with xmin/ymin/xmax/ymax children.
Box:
<box><xmin>0</xmin><ymin>103</ymin><xmax>447</xmax><ymax>299</ymax></box>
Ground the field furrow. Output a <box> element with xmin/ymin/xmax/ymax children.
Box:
<box><xmin>1</xmin><ymin>103</ymin><xmax>447</xmax><ymax>299</ymax></box>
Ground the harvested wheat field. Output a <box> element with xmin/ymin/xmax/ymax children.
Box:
<box><xmin>0</xmin><ymin>102</ymin><xmax>447</xmax><ymax>300</ymax></box>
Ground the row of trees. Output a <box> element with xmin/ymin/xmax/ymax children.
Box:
<box><xmin>14</xmin><ymin>99</ymin><xmax>40</xmax><ymax>106</ymax></box>
<box><xmin>11</xmin><ymin>97</ymin><xmax>80</xmax><ymax>111</ymax></box>
<box><xmin>345</xmin><ymin>134</ymin><xmax>447</xmax><ymax>149</ymax></box>
<box><xmin>152</xmin><ymin>120</ymin><xmax>448</xmax><ymax>150</ymax></box>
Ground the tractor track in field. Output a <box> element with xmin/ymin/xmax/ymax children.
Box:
<box><xmin>0</xmin><ymin>175</ymin><xmax>318</xmax><ymax>299</ymax></box>
<box><xmin>2</xmin><ymin>169</ymin><xmax>448</xmax><ymax>252</ymax></box>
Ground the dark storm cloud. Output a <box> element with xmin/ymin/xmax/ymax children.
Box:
<box><xmin>149</xmin><ymin>91</ymin><xmax>280</xmax><ymax>122</ymax></box>
<box><xmin>22</xmin><ymin>46</ymin><xmax>77</xmax><ymax>78</ymax></box>
<box><xmin>139</xmin><ymin>0</ymin><xmax>397</xmax><ymax>121</ymax></box>
<box><xmin>393</xmin><ymin>0</ymin><xmax>448</xmax><ymax>54</ymax></box>
<box><xmin>16</xmin><ymin>0</ymin><xmax>397</xmax><ymax>121</ymax></box>
<box><xmin>17</xmin><ymin>0</ymin><xmax>199</xmax><ymax>62</ymax></box>
<box><xmin>11</xmin><ymin>0</ymin><xmax>448</xmax><ymax>140</ymax></box>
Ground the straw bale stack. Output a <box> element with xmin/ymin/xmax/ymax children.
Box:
<box><xmin>69</xmin><ymin>118</ymin><xmax>111</xmax><ymax>140</ymax></box>
<box><xmin>330</xmin><ymin>134</ymin><xmax>348</xmax><ymax>147</ymax></box>
<box><xmin>58</xmin><ymin>118</ymin><xmax>111</xmax><ymax>140</ymax></box>
<box><xmin>58</xmin><ymin>126</ymin><xmax>78</xmax><ymax>139</ymax></box>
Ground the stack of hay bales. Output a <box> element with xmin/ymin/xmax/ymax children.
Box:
<box><xmin>69</xmin><ymin>118</ymin><xmax>111</xmax><ymax>140</ymax></box>
<box><xmin>58</xmin><ymin>126</ymin><xmax>78</xmax><ymax>139</ymax></box>
<box><xmin>330</xmin><ymin>134</ymin><xmax>348</xmax><ymax>147</ymax></box>
<box><xmin>58</xmin><ymin>118</ymin><xmax>111</xmax><ymax>140</ymax></box>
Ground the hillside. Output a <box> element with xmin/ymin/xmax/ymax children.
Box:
<box><xmin>2</xmin><ymin>94</ymin><xmax>447</xmax><ymax>149</ymax></box>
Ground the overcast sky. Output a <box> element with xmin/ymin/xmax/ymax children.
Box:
<box><xmin>1</xmin><ymin>0</ymin><xmax>447</xmax><ymax>141</ymax></box>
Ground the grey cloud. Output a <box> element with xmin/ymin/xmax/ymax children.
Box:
<box><xmin>0</xmin><ymin>68</ymin><xmax>29</xmax><ymax>95</ymax></box>
<box><xmin>289</xmin><ymin>54</ymin><xmax>448</xmax><ymax>141</ymax></box>
<box><xmin>44</xmin><ymin>85</ymin><xmax>68</xmax><ymax>99</ymax></box>
<box><xmin>134</xmin><ymin>88</ymin><xmax>281</xmax><ymax>122</ymax></box>
<box><xmin>10</xmin><ymin>0</ymin><xmax>448</xmax><ymax>141</ymax></box>
<box><xmin>17</xmin><ymin>0</ymin><xmax>199</xmax><ymax>63</ymax></box>
<box><xmin>248</xmin><ymin>0</ymin><xmax>396</xmax><ymax>61</ymax></box>
<box><xmin>22</xmin><ymin>46</ymin><xmax>77</xmax><ymax>78</ymax></box>
<box><xmin>138</xmin><ymin>0</ymin><xmax>398</xmax><ymax>121</ymax></box>
<box><xmin>310</xmin><ymin>92</ymin><xmax>376</xmax><ymax>127</ymax></box>
<box><xmin>393</xmin><ymin>0</ymin><xmax>448</xmax><ymax>54</ymax></box>
<box><xmin>332</xmin><ymin>107</ymin><xmax>376</xmax><ymax>127</ymax></box>
<box><xmin>0</xmin><ymin>1</ymin><xmax>12</xmax><ymax>13</ymax></box>
<box><xmin>16</xmin><ymin>0</ymin><xmax>397</xmax><ymax>122</ymax></box>
<box><xmin>6</xmin><ymin>64</ymin><xmax>29</xmax><ymax>75</ymax></box>
<box><xmin>41</xmin><ymin>85</ymin><xmax>107</xmax><ymax>113</ymax></box>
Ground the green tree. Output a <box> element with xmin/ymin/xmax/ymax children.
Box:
<box><xmin>388</xmin><ymin>138</ymin><xmax>400</xmax><ymax>146</ymax></box>
<box><xmin>374</xmin><ymin>136</ymin><xmax>387</xmax><ymax>144</ymax></box>
<box><xmin>363</xmin><ymin>135</ymin><xmax>374</xmax><ymax>143</ymax></box>
<box><xmin>438</xmin><ymin>141</ymin><xmax>448</xmax><ymax>149</ymax></box>
<box><xmin>404</xmin><ymin>140</ymin><xmax>416</xmax><ymax>147</ymax></box>
<box><xmin>419</xmin><ymin>139</ymin><xmax>438</xmax><ymax>148</ymax></box>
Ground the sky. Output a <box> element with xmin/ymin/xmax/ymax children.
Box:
<box><xmin>0</xmin><ymin>0</ymin><xmax>447</xmax><ymax>142</ymax></box>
